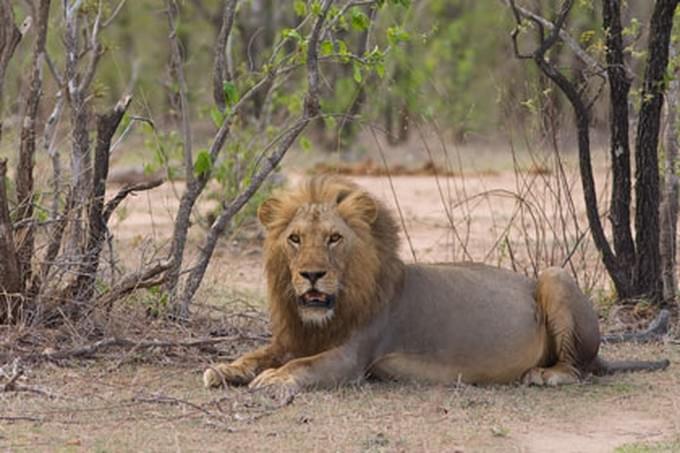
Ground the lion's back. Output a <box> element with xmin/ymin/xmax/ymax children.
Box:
<box><xmin>370</xmin><ymin>263</ymin><xmax>548</xmax><ymax>384</ymax></box>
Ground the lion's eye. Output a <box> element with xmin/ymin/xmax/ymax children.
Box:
<box><xmin>288</xmin><ymin>234</ymin><xmax>300</xmax><ymax>245</ymax></box>
<box><xmin>328</xmin><ymin>233</ymin><xmax>342</xmax><ymax>244</ymax></box>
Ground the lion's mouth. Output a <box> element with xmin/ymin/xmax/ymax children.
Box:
<box><xmin>298</xmin><ymin>289</ymin><xmax>336</xmax><ymax>309</ymax></box>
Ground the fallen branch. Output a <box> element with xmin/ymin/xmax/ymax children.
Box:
<box><xmin>2</xmin><ymin>334</ymin><xmax>265</xmax><ymax>363</ymax></box>
<box><xmin>602</xmin><ymin>309</ymin><xmax>671</xmax><ymax>344</ymax></box>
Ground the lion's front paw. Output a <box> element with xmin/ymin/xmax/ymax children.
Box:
<box><xmin>248</xmin><ymin>368</ymin><xmax>300</xmax><ymax>405</ymax></box>
<box><xmin>522</xmin><ymin>366</ymin><xmax>578</xmax><ymax>386</ymax></box>
<box><xmin>203</xmin><ymin>363</ymin><xmax>255</xmax><ymax>388</ymax></box>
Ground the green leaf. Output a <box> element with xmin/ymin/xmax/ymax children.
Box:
<box><xmin>294</xmin><ymin>0</ymin><xmax>306</xmax><ymax>16</ymax></box>
<box><xmin>387</xmin><ymin>25</ymin><xmax>410</xmax><ymax>45</ymax></box>
<box><xmin>323</xmin><ymin>116</ymin><xmax>337</xmax><ymax>130</ymax></box>
<box><xmin>311</xmin><ymin>0</ymin><xmax>322</xmax><ymax>15</ymax></box>
<box><xmin>194</xmin><ymin>149</ymin><xmax>212</xmax><ymax>178</ymax></box>
<box><xmin>222</xmin><ymin>81</ymin><xmax>239</xmax><ymax>106</ymax></box>
<box><xmin>320</xmin><ymin>40</ymin><xmax>334</xmax><ymax>56</ymax></box>
<box><xmin>282</xmin><ymin>28</ymin><xmax>302</xmax><ymax>41</ymax></box>
<box><xmin>210</xmin><ymin>108</ymin><xmax>224</xmax><ymax>128</ymax></box>
<box><xmin>299</xmin><ymin>136</ymin><xmax>312</xmax><ymax>152</ymax></box>
<box><xmin>350</xmin><ymin>7</ymin><xmax>370</xmax><ymax>31</ymax></box>
<box><xmin>375</xmin><ymin>62</ymin><xmax>385</xmax><ymax>78</ymax></box>
<box><xmin>353</xmin><ymin>62</ymin><xmax>363</xmax><ymax>83</ymax></box>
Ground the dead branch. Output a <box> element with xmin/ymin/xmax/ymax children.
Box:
<box><xmin>95</xmin><ymin>259</ymin><xmax>173</xmax><ymax>308</ymax></box>
<box><xmin>174</xmin><ymin>0</ymin><xmax>335</xmax><ymax>314</ymax></box>
<box><xmin>103</xmin><ymin>178</ymin><xmax>164</xmax><ymax>223</ymax></box>
<box><xmin>601</xmin><ymin>309</ymin><xmax>671</xmax><ymax>344</ymax></box>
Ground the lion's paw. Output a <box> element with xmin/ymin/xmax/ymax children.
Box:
<box><xmin>203</xmin><ymin>364</ymin><xmax>254</xmax><ymax>388</ymax></box>
<box><xmin>522</xmin><ymin>366</ymin><xmax>578</xmax><ymax>387</ymax></box>
<box><xmin>248</xmin><ymin>368</ymin><xmax>300</xmax><ymax>405</ymax></box>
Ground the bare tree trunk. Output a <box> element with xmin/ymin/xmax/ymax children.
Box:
<box><xmin>0</xmin><ymin>159</ymin><xmax>22</xmax><ymax>323</ymax></box>
<box><xmin>0</xmin><ymin>0</ymin><xmax>22</xmax><ymax>145</ymax></box>
<box><xmin>15</xmin><ymin>0</ymin><xmax>52</xmax><ymax>290</ymax></box>
<box><xmin>69</xmin><ymin>96</ymin><xmax>132</xmax><ymax>306</ymax></box>
<box><xmin>602</xmin><ymin>0</ymin><xmax>636</xmax><ymax>293</ymax></box>
<box><xmin>632</xmin><ymin>0</ymin><xmax>678</xmax><ymax>301</ymax></box>
<box><xmin>660</xmin><ymin>42</ymin><xmax>679</xmax><ymax>303</ymax></box>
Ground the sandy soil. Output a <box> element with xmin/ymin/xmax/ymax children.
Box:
<box><xmin>3</xmin><ymin>163</ymin><xmax>679</xmax><ymax>452</ymax></box>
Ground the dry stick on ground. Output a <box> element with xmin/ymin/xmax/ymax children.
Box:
<box><xmin>174</xmin><ymin>0</ymin><xmax>336</xmax><ymax>315</ymax></box>
<box><xmin>0</xmin><ymin>335</ymin><xmax>259</xmax><ymax>363</ymax></box>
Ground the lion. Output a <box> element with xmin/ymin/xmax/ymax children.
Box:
<box><xmin>203</xmin><ymin>175</ymin><xmax>669</xmax><ymax>392</ymax></box>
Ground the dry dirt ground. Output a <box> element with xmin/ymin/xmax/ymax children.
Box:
<box><xmin>3</xmin><ymin>152</ymin><xmax>680</xmax><ymax>452</ymax></box>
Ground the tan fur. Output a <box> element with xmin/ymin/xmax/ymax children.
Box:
<box><xmin>203</xmin><ymin>176</ymin><xmax>668</xmax><ymax>392</ymax></box>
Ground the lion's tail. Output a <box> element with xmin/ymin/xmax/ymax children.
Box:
<box><xmin>588</xmin><ymin>356</ymin><xmax>670</xmax><ymax>376</ymax></box>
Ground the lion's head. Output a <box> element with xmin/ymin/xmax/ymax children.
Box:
<box><xmin>258</xmin><ymin>176</ymin><xmax>404</xmax><ymax>355</ymax></box>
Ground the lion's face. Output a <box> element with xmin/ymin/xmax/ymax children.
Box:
<box><xmin>282</xmin><ymin>205</ymin><xmax>358</xmax><ymax>324</ymax></box>
<box><xmin>258</xmin><ymin>183</ymin><xmax>380</xmax><ymax>326</ymax></box>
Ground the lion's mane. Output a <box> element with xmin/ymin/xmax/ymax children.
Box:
<box><xmin>262</xmin><ymin>176</ymin><xmax>405</xmax><ymax>357</ymax></box>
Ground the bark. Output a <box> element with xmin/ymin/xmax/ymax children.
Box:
<box><xmin>15</xmin><ymin>0</ymin><xmax>52</xmax><ymax>289</ymax></box>
<box><xmin>660</xmin><ymin>42</ymin><xmax>679</xmax><ymax>303</ymax></box>
<box><xmin>0</xmin><ymin>159</ymin><xmax>22</xmax><ymax>323</ymax></box>
<box><xmin>69</xmin><ymin>96</ymin><xmax>131</xmax><ymax>305</ymax></box>
<box><xmin>632</xmin><ymin>0</ymin><xmax>679</xmax><ymax>301</ymax></box>
<box><xmin>0</xmin><ymin>0</ymin><xmax>22</xmax><ymax>144</ymax></box>
<box><xmin>602</xmin><ymin>0</ymin><xmax>636</xmax><ymax>290</ymax></box>
<box><xmin>212</xmin><ymin>0</ymin><xmax>238</xmax><ymax>111</ymax></box>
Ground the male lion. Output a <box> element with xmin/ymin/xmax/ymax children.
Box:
<box><xmin>204</xmin><ymin>175</ymin><xmax>669</xmax><ymax>391</ymax></box>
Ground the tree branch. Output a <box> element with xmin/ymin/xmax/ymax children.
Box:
<box><xmin>212</xmin><ymin>0</ymin><xmax>239</xmax><ymax>111</ymax></box>
<box><xmin>174</xmin><ymin>0</ymin><xmax>335</xmax><ymax>315</ymax></box>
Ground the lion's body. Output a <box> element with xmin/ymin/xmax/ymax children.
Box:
<box><xmin>203</xmin><ymin>176</ymin><xmax>668</xmax><ymax>391</ymax></box>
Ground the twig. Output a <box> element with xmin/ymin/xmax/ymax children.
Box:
<box><xmin>103</xmin><ymin>178</ymin><xmax>164</xmax><ymax>223</ymax></box>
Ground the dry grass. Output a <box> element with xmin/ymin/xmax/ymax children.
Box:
<box><xmin>2</xmin><ymin>146</ymin><xmax>680</xmax><ymax>452</ymax></box>
<box><xmin>1</xmin><ymin>340</ymin><xmax>678</xmax><ymax>452</ymax></box>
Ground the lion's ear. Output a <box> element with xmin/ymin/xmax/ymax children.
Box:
<box><xmin>257</xmin><ymin>196</ymin><xmax>282</xmax><ymax>229</ymax></box>
<box><xmin>337</xmin><ymin>191</ymin><xmax>378</xmax><ymax>225</ymax></box>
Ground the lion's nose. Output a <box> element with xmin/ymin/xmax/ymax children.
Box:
<box><xmin>300</xmin><ymin>271</ymin><xmax>326</xmax><ymax>285</ymax></box>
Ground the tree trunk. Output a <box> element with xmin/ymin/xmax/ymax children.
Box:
<box><xmin>15</xmin><ymin>0</ymin><xmax>52</xmax><ymax>290</ymax></box>
<box><xmin>660</xmin><ymin>41</ymin><xmax>679</xmax><ymax>303</ymax></box>
<box><xmin>0</xmin><ymin>0</ymin><xmax>22</xmax><ymax>145</ymax></box>
<box><xmin>0</xmin><ymin>159</ymin><xmax>22</xmax><ymax>323</ymax></box>
<box><xmin>632</xmin><ymin>0</ymin><xmax>678</xmax><ymax>301</ymax></box>
<box><xmin>602</xmin><ymin>0</ymin><xmax>636</xmax><ymax>292</ymax></box>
